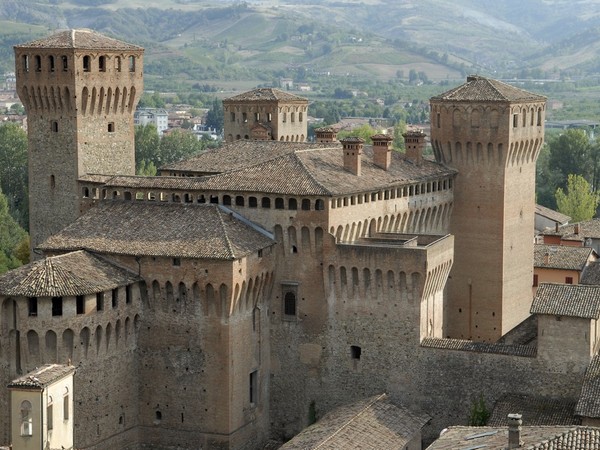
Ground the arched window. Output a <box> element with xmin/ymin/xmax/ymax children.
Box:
<box><xmin>223</xmin><ymin>195</ymin><xmax>232</xmax><ymax>206</ymax></box>
<box><xmin>249</xmin><ymin>197</ymin><xmax>258</xmax><ymax>208</ymax></box>
<box><xmin>315</xmin><ymin>199</ymin><xmax>325</xmax><ymax>210</ymax></box>
<box><xmin>61</xmin><ymin>55</ymin><xmax>68</xmax><ymax>71</ymax></box>
<box><xmin>236</xmin><ymin>196</ymin><xmax>244</xmax><ymax>206</ymax></box>
<box><xmin>129</xmin><ymin>56</ymin><xmax>135</xmax><ymax>72</ymax></box>
<box><xmin>35</xmin><ymin>55</ymin><xmax>41</xmax><ymax>72</ymax></box>
<box><xmin>301</xmin><ymin>199</ymin><xmax>311</xmax><ymax>210</ymax></box>
<box><xmin>289</xmin><ymin>198</ymin><xmax>297</xmax><ymax>210</ymax></box>
<box><xmin>284</xmin><ymin>292</ymin><xmax>296</xmax><ymax>316</ymax></box>
<box><xmin>275</xmin><ymin>198</ymin><xmax>284</xmax><ymax>209</ymax></box>
<box><xmin>20</xmin><ymin>400</ymin><xmax>32</xmax><ymax>436</ymax></box>
<box><xmin>48</xmin><ymin>55</ymin><xmax>55</xmax><ymax>72</ymax></box>
<box><xmin>99</xmin><ymin>55</ymin><xmax>106</xmax><ymax>72</ymax></box>
<box><xmin>115</xmin><ymin>56</ymin><xmax>121</xmax><ymax>72</ymax></box>
<box><xmin>63</xmin><ymin>387</ymin><xmax>69</xmax><ymax>420</ymax></box>
<box><xmin>261</xmin><ymin>197</ymin><xmax>271</xmax><ymax>208</ymax></box>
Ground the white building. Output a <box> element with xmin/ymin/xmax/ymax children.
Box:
<box><xmin>134</xmin><ymin>108</ymin><xmax>169</xmax><ymax>135</ymax></box>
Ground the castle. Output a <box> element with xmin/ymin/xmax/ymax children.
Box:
<box><xmin>0</xmin><ymin>29</ymin><xmax>597</xmax><ymax>450</ymax></box>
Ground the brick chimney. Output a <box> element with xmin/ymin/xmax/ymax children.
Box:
<box><xmin>340</xmin><ymin>137</ymin><xmax>365</xmax><ymax>176</ymax></box>
<box><xmin>403</xmin><ymin>130</ymin><xmax>426</xmax><ymax>166</ymax></box>
<box><xmin>315</xmin><ymin>126</ymin><xmax>338</xmax><ymax>143</ymax></box>
<box><xmin>371</xmin><ymin>134</ymin><xmax>393</xmax><ymax>170</ymax></box>
<box><xmin>507</xmin><ymin>413</ymin><xmax>522</xmax><ymax>449</ymax></box>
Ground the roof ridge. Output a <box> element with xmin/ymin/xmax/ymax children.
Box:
<box><xmin>313</xmin><ymin>393</ymin><xmax>388</xmax><ymax>449</ymax></box>
<box><xmin>216</xmin><ymin>206</ymin><xmax>236</xmax><ymax>260</ymax></box>
<box><xmin>292</xmin><ymin>152</ymin><xmax>333</xmax><ymax>195</ymax></box>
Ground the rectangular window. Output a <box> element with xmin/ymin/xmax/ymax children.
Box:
<box><xmin>126</xmin><ymin>285</ymin><xmax>132</xmax><ymax>304</ymax></box>
<box><xmin>51</xmin><ymin>297</ymin><xmax>63</xmax><ymax>316</ymax></box>
<box><xmin>230</xmin><ymin>112</ymin><xmax>235</xmax><ymax>122</ymax></box>
<box><xmin>47</xmin><ymin>404</ymin><xmax>53</xmax><ymax>430</ymax></box>
<box><xmin>282</xmin><ymin>113</ymin><xmax>287</xmax><ymax>123</ymax></box>
<box><xmin>51</xmin><ymin>121</ymin><xmax>58</xmax><ymax>132</ymax></box>
<box><xmin>108</xmin><ymin>122</ymin><xmax>115</xmax><ymax>133</ymax></box>
<box><xmin>112</xmin><ymin>288</ymin><xmax>118</xmax><ymax>308</ymax></box>
<box><xmin>63</xmin><ymin>395</ymin><xmax>69</xmax><ymax>420</ymax></box>
<box><xmin>22</xmin><ymin>55</ymin><xmax>29</xmax><ymax>72</ymax></box>
<box><xmin>28</xmin><ymin>297</ymin><xmax>38</xmax><ymax>317</ymax></box>
<box><xmin>268</xmin><ymin>113</ymin><xmax>272</xmax><ymax>122</ymax></box>
<box><xmin>62</xmin><ymin>55</ymin><xmax>68</xmax><ymax>71</ymax></box>
<box><xmin>566</xmin><ymin>276</ymin><xmax>573</xmax><ymax>284</ymax></box>
<box><xmin>513</xmin><ymin>114</ymin><xmax>518</xmax><ymax>128</ymax></box>
<box><xmin>299</xmin><ymin>112</ymin><xmax>303</xmax><ymax>122</ymax></box>
<box><xmin>533</xmin><ymin>274</ymin><xmax>538</xmax><ymax>287</ymax></box>
<box><xmin>76</xmin><ymin>295</ymin><xmax>84</xmax><ymax>314</ymax></box>
<box><xmin>242</xmin><ymin>112</ymin><xmax>247</xmax><ymax>123</ymax></box>
<box><xmin>96</xmin><ymin>292</ymin><xmax>104</xmax><ymax>311</ymax></box>
<box><xmin>255</xmin><ymin>112</ymin><xmax>260</xmax><ymax>121</ymax></box>
<box><xmin>249</xmin><ymin>370</ymin><xmax>258</xmax><ymax>405</ymax></box>
<box><xmin>173</xmin><ymin>257</ymin><xmax>181</xmax><ymax>266</ymax></box>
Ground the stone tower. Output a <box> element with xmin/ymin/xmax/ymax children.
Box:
<box><xmin>430</xmin><ymin>75</ymin><xmax>546</xmax><ymax>341</ymax></box>
<box><xmin>14</xmin><ymin>29</ymin><xmax>143</xmax><ymax>251</ymax></box>
<box><xmin>223</xmin><ymin>88</ymin><xmax>308</xmax><ymax>142</ymax></box>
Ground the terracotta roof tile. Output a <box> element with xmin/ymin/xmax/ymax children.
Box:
<box><xmin>576</xmin><ymin>356</ymin><xmax>600</xmax><ymax>419</ymax></box>
<box><xmin>431</xmin><ymin>75</ymin><xmax>546</xmax><ymax>103</ymax></box>
<box><xmin>531</xmin><ymin>283</ymin><xmax>600</xmax><ymax>319</ymax></box>
<box><xmin>15</xmin><ymin>29</ymin><xmax>142</xmax><ymax>51</ymax></box>
<box><xmin>421</xmin><ymin>337</ymin><xmax>536</xmax><ymax>357</ymax></box>
<box><xmin>280</xmin><ymin>394</ymin><xmax>430</xmax><ymax>449</ymax></box>
<box><xmin>157</xmin><ymin>143</ymin><xmax>455</xmax><ymax>196</ymax></box>
<box><xmin>543</xmin><ymin>219</ymin><xmax>600</xmax><ymax>241</ymax></box>
<box><xmin>39</xmin><ymin>202</ymin><xmax>274</xmax><ymax>260</ymax></box>
<box><xmin>223</xmin><ymin>88</ymin><xmax>307</xmax><ymax>103</ymax></box>
<box><xmin>0</xmin><ymin>250</ymin><xmax>140</xmax><ymax>297</ymax></box>
<box><xmin>536</xmin><ymin>204</ymin><xmax>571</xmax><ymax>225</ymax></box>
<box><xmin>581</xmin><ymin>262</ymin><xmax>600</xmax><ymax>285</ymax></box>
<box><xmin>427</xmin><ymin>425</ymin><xmax>600</xmax><ymax>449</ymax></box>
<box><xmin>8</xmin><ymin>364</ymin><xmax>75</xmax><ymax>390</ymax></box>
<box><xmin>534</xmin><ymin>244</ymin><xmax>594</xmax><ymax>271</ymax></box>
<box><xmin>489</xmin><ymin>394</ymin><xmax>578</xmax><ymax>427</ymax></box>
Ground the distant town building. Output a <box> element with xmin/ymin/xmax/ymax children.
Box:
<box><xmin>134</xmin><ymin>107</ymin><xmax>168</xmax><ymax>135</ymax></box>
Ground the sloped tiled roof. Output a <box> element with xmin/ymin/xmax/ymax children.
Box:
<box><xmin>280</xmin><ymin>393</ymin><xmax>430</xmax><ymax>450</ymax></box>
<box><xmin>158</xmin><ymin>144</ymin><xmax>455</xmax><ymax>196</ymax></box>
<box><xmin>576</xmin><ymin>355</ymin><xmax>600</xmax><ymax>419</ymax></box>
<box><xmin>0</xmin><ymin>250</ymin><xmax>140</xmax><ymax>297</ymax></box>
<box><xmin>15</xmin><ymin>29</ymin><xmax>142</xmax><ymax>51</ymax></box>
<box><xmin>421</xmin><ymin>337</ymin><xmax>536</xmax><ymax>357</ymax></box>
<box><xmin>431</xmin><ymin>75</ymin><xmax>546</xmax><ymax>103</ymax></box>
<box><xmin>427</xmin><ymin>425</ymin><xmax>600</xmax><ymax>449</ymax></box>
<box><xmin>536</xmin><ymin>204</ymin><xmax>571</xmax><ymax>225</ymax></box>
<box><xmin>39</xmin><ymin>202</ymin><xmax>274</xmax><ymax>260</ymax></box>
<box><xmin>534</xmin><ymin>244</ymin><xmax>594</xmax><ymax>271</ymax></box>
<box><xmin>223</xmin><ymin>88</ymin><xmax>307</xmax><ymax>102</ymax></box>
<box><xmin>531</xmin><ymin>283</ymin><xmax>600</xmax><ymax>319</ymax></box>
<box><xmin>8</xmin><ymin>364</ymin><xmax>75</xmax><ymax>390</ymax></box>
<box><xmin>489</xmin><ymin>394</ymin><xmax>578</xmax><ymax>427</ymax></box>
<box><xmin>543</xmin><ymin>219</ymin><xmax>600</xmax><ymax>241</ymax></box>
<box><xmin>581</xmin><ymin>262</ymin><xmax>600</xmax><ymax>285</ymax></box>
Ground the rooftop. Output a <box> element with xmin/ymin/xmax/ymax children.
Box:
<box><xmin>15</xmin><ymin>29</ymin><xmax>142</xmax><ymax>51</ymax></box>
<box><xmin>0</xmin><ymin>250</ymin><xmax>140</xmax><ymax>297</ymax></box>
<box><xmin>426</xmin><ymin>425</ymin><xmax>600</xmax><ymax>449</ymax></box>
<box><xmin>157</xmin><ymin>142</ymin><xmax>456</xmax><ymax>197</ymax></box>
<box><xmin>531</xmin><ymin>283</ymin><xmax>600</xmax><ymax>319</ymax></box>
<box><xmin>8</xmin><ymin>364</ymin><xmax>75</xmax><ymax>390</ymax></box>
<box><xmin>431</xmin><ymin>75</ymin><xmax>546</xmax><ymax>103</ymax></box>
<box><xmin>280</xmin><ymin>393</ymin><xmax>430</xmax><ymax>450</ymax></box>
<box><xmin>39</xmin><ymin>202</ymin><xmax>274</xmax><ymax>260</ymax></box>
<box><xmin>542</xmin><ymin>218</ymin><xmax>600</xmax><ymax>241</ymax></box>
<box><xmin>535</xmin><ymin>204</ymin><xmax>571</xmax><ymax>225</ymax></box>
<box><xmin>223</xmin><ymin>87</ymin><xmax>307</xmax><ymax>103</ymax></box>
<box><xmin>576</xmin><ymin>355</ymin><xmax>600</xmax><ymax>419</ymax></box>
<box><xmin>581</xmin><ymin>262</ymin><xmax>600</xmax><ymax>285</ymax></box>
<box><xmin>534</xmin><ymin>244</ymin><xmax>595</xmax><ymax>271</ymax></box>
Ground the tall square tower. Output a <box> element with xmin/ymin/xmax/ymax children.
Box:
<box><xmin>430</xmin><ymin>76</ymin><xmax>546</xmax><ymax>341</ymax></box>
<box><xmin>14</xmin><ymin>29</ymin><xmax>143</xmax><ymax>251</ymax></box>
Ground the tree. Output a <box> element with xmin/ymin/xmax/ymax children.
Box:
<box><xmin>0</xmin><ymin>188</ymin><xmax>28</xmax><ymax>274</ymax></box>
<box><xmin>159</xmin><ymin>129</ymin><xmax>206</xmax><ymax>165</ymax></box>
<box><xmin>555</xmin><ymin>174</ymin><xmax>599</xmax><ymax>222</ymax></box>
<box><xmin>337</xmin><ymin>124</ymin><xmax>378</xmax><ymax>144</ymax></box>
<box><xmin>393</xmin><ymin>121</ymin><xmax>407</xmax><ymax>152</ymax></box>
<box><xmin>205</xmin><ymin>98</ymin><xmax>224</xmax><ymax>134</ymax></box>
<box><xmin>134</xmin><ymin>124</ymin><xmax>160</xmax><ymax>172</ymax></box>
<box><xmin>548</xmin><ymin>129</ymin><xmax>593</xmax><ymax>190</ymax></box>
<box><xmin>0</xmin><ymin>123</ymin><xmax>28</xmax><ymax>229</ymax></box>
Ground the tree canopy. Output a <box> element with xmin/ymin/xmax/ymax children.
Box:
<box><xmin>0</xmin><ymin>123</ymin><xmax>28</xmax><ymax>229</ymax></box>
<box><xmin>555</xmin><ymin>174</ymin><xmax>599</xmax><ymax>222</ymax></box>
<box><xmin>0</xmin><ymin>188</ymin><xmax>28</xmax><ymax>274</ymax></box>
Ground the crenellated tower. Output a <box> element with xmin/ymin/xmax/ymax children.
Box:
<box><xmin>430</xmin><ymin>75</ymin><xmax>546</xmax><ymax>341</ymax></box>
<box><xmin>14</xmin><ymin>29</ymin><xmax>143</xmax><ymax>252</ymax></box>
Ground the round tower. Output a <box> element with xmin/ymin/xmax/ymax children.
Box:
<box><xmin>430</xmin><ymin>75</ymin><xmax>546</xmax><ymax>341</ymax></box>
<box><xmin>14</xmin><ymin>29</ymin><xmax>144</xmax><ymax>252</ymax></box>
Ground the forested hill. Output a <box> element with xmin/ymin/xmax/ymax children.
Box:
<box><xmin>2</xmin><ymin>0</ymin><xmax>600</xmax><ymax>84</ymax></box>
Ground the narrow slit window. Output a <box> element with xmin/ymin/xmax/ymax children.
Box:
<box><xmin>83</xmin><ymin>55</ymin><xmax>91</xmax><ymax>72</ymax></box>
<box><xmin>99</xmin><ymin>55</ymin><xmax>106</xmax><ymax>72</ymax></box>
<box><xmin>129</xmin><ymin>55</ymin><xmax>135</xmax><ymax>72</ymax></box>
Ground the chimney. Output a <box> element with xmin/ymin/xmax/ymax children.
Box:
<box><xmin>403</xmin><ymin>130</ymin><xmax>426</xmax><ymax>166</ymax></box>
<box><xmin>371</xmin><ymin>134</ymin><xmax>393</xmax><ymax>170</ymax></box>
<box><xmin>507</xmin><ymin>413</ymin><xmax>522</xmax><ymax>449</ymax></box>
<box><xmin>555</xmin><ymin>222</ymin><xmax>559</xmax><ymax>233</ymax></box>
<box><xmin>315</xmin><ymin>126</ymin><xmax>338</xmax><ymax>143</ymax></box>
<box><xmin>340</xmin><ymin>137</ymin><xmax>365</xmax><ymax>176</ymax></box>
<box><xmin>544</xmin><ymin>252</ymin><xmax>550</xmax><ymax>264</ymax></box>
<box><xmin>574</xmin><ymin>223</ymin><xmax>580</xmax><ymax>235</ymax></box>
